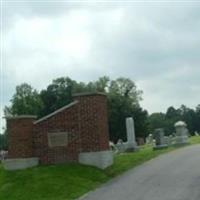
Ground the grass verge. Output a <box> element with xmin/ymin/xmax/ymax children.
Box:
<box><xmin>189</xmin><ymin>135</ymin><xmax>200</xmax><ymax>144</ymax></box>
<box><xmin>0</xmin><ymin>136</ymin><xmax>199</xmax><ymax>200</ymax></box>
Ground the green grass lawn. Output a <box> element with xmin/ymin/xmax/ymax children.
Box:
<box><xmin>0</xmin><ymin>136</ymin><xmax>200</xmax><ymax>200</ymax></box>
<box><xmin>0</xmin><ymin>164</ymin><xmax>109</xmax><ymax>200</ymax></box>
<box><xmin>189</xmin><ymin>135</ymin><xmax>200</xmax><ymax>144</ymax></box>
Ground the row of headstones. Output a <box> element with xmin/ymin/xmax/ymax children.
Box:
<box><xmin>109</xmin><ymin>118</ymin><xmax>192</xmax><ymax>153</ymax></box>
<box><xmin>149</xmin><ymin>121</ymin><xmax>190</xmax><ymax>150</ymax></box>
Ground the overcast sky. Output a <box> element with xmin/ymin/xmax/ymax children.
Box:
<box><xmin>1</xmin><ymin>1</ymin><xmax>200</xmax><ymax>132</ymax></box>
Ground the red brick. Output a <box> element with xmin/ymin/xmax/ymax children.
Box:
<box><xmin>6</xmin><ymin>93</ymin><xmax>110</xmax><ymax>165</ymax></box>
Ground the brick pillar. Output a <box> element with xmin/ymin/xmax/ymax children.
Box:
<box><xmin>6</xmin><ymin>115</ymin><xmax>37</xmax><ymax>158</ymax></box>
<box><xmin>73</xmin><ymin>92</ymin><xmax>110</xmax><ymax>152</ymax></box>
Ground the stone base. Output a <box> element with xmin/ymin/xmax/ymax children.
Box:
<box><xmin>2</xmin><ymin>157</ymin><xmax>39</xmax><ymax>171</ymax></box>
<box><xmin>125</xmin><ymin>147</ymin><xmax>139</xmax><ymax>152</ymax></box>
<box><xmin>153</xmin><ymin>144</ymin><xmax>168</xmax><ymax>150</ymax></box>
<box><xmin>124</xmin><ymin>143</ymin><xmax>139</xmax><ymax>152</ymax></box>
<box><xmin>116</xmin><ymin>142</ymin><xmax>139</xmax><ymax>153</ymax></box>
<box><xmin>78</xmin><ymin>151</ymin><xmax>113</xmax><ymax>169</ymax></box>
<box><xmin>115</xmin><ymin>143</ymin><xmax>126</xmax><ymax>153</ymax></box>
<box><xmin>174</xmin><ymin>136</ymin><xmax>189</xmax><ymax>145</ymax></box>
<box><xmin>172</xmin><ymin>141</ymin><xmax>190</xmax><ymax>147</ymax></box>
<box><xmin>116</xmin><ymin>142</ymin><xmax>138</xmax><ymax>153</ymax></box>
<box><xmin>172</xmin><ymin>138</ymin><xmax>189</xmax><ymax>147</ymax></box>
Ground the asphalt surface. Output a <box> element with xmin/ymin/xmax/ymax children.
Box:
<box><xmin>80</xmin><ymin>145</ymin><xmax>200</xmax><ymax>200</ymax></box>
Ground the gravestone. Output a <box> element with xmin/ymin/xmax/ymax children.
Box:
<box><xmin>163</xmin><ymin>136</ymin><xmax>170</xmax><ymax>145</ymax></box>
<box><xmin>115</xmin><ymin>117</ymin><xmax>138</xmax><ymax>153</ymax></box>
<box><xmin>153</xmin><ymin>128</ymin><xmax>168</xmax><ymax>150</ymax></box>
<box><xmin>168</xmin><ymin>135</ymin><xmax>174</xmax><ymax>145</ymax></box>
<box><xmin>109</xmin><ymin>141</ymin><xmax>118</xmax><ymax>153</ymax></box>
<box><xmin>115</xmin><ymin>139</ymin><xmax>126</xmax><ymax>153</ymax></box>
<box><xmin>146</xmin><ymin>134</ymin><xmax>153</xmax><ymax>145</ymax></box>
<box><xmin>194</xmin><ymin>131</ymin><xmax>199</xmax><ymax>136</ymax></box>
<box><xmin>125</xmin><ymin>117</ymin><xmax>138</xmax><ymax>151</ymax></box>
<box><xmin>174</xmin><ymin>121</ymin><xmax>189</xmax><ymax>145</ymax></box>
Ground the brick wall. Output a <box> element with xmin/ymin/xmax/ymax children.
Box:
<box><xmin>33</xmin><ymin>102</ymin><xmax>81</xmax><ymax>164</ymax></box>
<box><xmin>6</xmin><ymin>93</ymin><xmax>110</xmax><ymax>164</ymax></box>
<box><xmin>6</xmin><ymin>116</ymin><xmax>36</xmax><ymax>158</ymax></box>
<box><xmin>73</xmin><ymin>93</ymin><xmax>109</xmax><ymax>152</ymax></box>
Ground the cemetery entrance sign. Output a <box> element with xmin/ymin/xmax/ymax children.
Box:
<box><xmin>3</xmin><ymin>92</ymin><xmax>113</xmax><ymax>170</ymax></box>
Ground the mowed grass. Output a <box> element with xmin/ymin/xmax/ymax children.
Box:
<box><xmin>0</xmin><ymin>164</ymin><xmax>109</xmax><ymax>200</ymax></box>
<box><xmin>0</xmin><ymin>136</ymin><xmax>199</xmax><ymax>200</ymax></box>
<box><xmin>189</xmin><ymin>135</ymin><xmax>200</xmax><ymax>144</ymax></box>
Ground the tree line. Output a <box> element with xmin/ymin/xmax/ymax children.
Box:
<box><xmin>1</xmin><ymin>76</ymin><xmax>200</xmax><ymax>149</ymax></box>
<box><xmin>3</xmin><ymin>76</ymin><xmax>148</xmax><ymax>144</ymax></box>
<box><xmin>148</xmin><ymin>105</ymin><xmax>200</xmax><ymax>136</ymax></box>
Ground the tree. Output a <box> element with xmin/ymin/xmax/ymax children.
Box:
<box><xmin>0</xmin><ymin>129</ymin><xmax>8</xmax><ymax>150</ymax></box>
<box><xmin>165</xmin><ymin>107</ymin><xmax>181</xmax><ymax>135</ymax></box>
<box><xmin>148</xmin><ymin>113</ymin><xmax>166</xmax><ymax>133</ymax></box>
<box><xmin>5</xmin><ymin>83</ymin><xmax>43</xmax><ymax>116</ymax></box>
<box><xmin>133</xmin><ymin>107</ymin><xmax>149</xmax><ymax>139</ymax></box>
<box><xmin>107</xmin><ymin>78</ymin><xmax>146</xmax><ymax>142</ymax></box>
<box><xmin>39</xmin><ymin>77</ymin><xmax>75</xmax><ymax>117</ymax></box>
<box><xmin>165</xmin><ymin>106</ymin><xmax>180</xmax><ymax>120</ymax></box>
<box><xmin>179</xmin><ymin>105</ymin><xmax>196</xmax><ymax>134</ymax></box>
<box><xmin>88</xmin><ymin>76</ymin><xmax>110</xmax><ymax>92</ymax></box>
<box><xmin>109</xmin><ymin>77</ymin><xmax>142</xmax><ymax>104</ymax></box>
<box><xmin>5</xmin><ymin>76</ymin><xmax>148</xmax><ymax>143</ymax></box>
<box><xmin>195</xmin><ymin>105</ymin><xmax>200</xmax><ymax>132</ymax></box>
<box><xmin>148</xmin><ymin>104</ymin><xmax>200</xmax><ymax>136</ymax></box>
<box><xmin>39</xmin><ymin>77</ymin><xmax>96</xmax><ymax>117</ymax></box>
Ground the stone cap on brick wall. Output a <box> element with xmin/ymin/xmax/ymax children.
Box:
<box><xmin>72</xmin><ymin>92</ymin><xmax>106</xmax><ymax>97</ymax></box>
<box><xmin>34</xmin><ymin>100</ymin><xmax>79</xmax><ymax>124</ymax></box>
<box><xmin>5</xmin><ymin>115</ymin><xmax>37</xmax><ymax>120</ymax></box>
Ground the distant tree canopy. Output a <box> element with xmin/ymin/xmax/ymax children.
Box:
<box><xmin>148</xmin><ymin>105</ymin><xmax>200</xmax><ymax>135</ymax></box>
<box><xmin>5</xmin><ymin>76</ymin><xmax>200</xmax><ymax>143</ymax></box>
<box><xmin>4</xmin><ymin>83</ymin><xmax>43</xmax><ymax>116</ymax></box>
<box><xmin>5</xmin><ymin>76</ymin><xmax>148</xmax><ymax>142</ymax></box>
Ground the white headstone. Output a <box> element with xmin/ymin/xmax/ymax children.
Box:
<box><xmin>125</xmin><ymin>117</ymin><xmax>137</xmax><ymax>150</ymax></box>
<box><xmin>115</xmin><ymin>118</ymin><xmax>138</xmax><ymax>153</ymax></box>
<box><xmin>126</xmin><ymin>117</ymin><xmax>136</xmax><ymax>144</ymax></box>
<box><xmin>194</xmin><ymin>131</ymin><xmax>199</xmax><ymax>136</ymax></box>
<box><xmin>116</xmin><ymin>139</ymin><xmax>126</xmax><ymax>153</ymax></box>
<box><xmin>174</xmin><ymin>121</ymin><xmax>189</xmax><ymax>145</ymax></box>
<box><xmin>146</xmin><ymin>134</ymin><xmax>153</xmax><ymax>144</ymax></box>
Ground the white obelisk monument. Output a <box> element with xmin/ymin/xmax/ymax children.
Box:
<box><xmin>125</xmin><ymin>117</ymin><xmax>137</xmax><ymax>151</ymax></box>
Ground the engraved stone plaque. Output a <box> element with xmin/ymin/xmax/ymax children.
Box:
<box><xmin>48</xmin><ymin>132</ymin><xmax>68</xmax><ymax>147</ymax></box>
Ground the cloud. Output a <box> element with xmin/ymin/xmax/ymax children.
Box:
<box><xmin>1</xmin><ymin>2</ymin><xmax>200</xmax><ymax>132</ymax></box>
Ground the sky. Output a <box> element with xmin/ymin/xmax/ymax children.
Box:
<box><xmin>1</xmin><ymin>1</ymin><xmax>200</xmax><ymax>132</ymax></box>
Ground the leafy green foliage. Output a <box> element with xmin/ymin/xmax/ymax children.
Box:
<box><xmin>148</xmin><ymin>113</ymin><xmax>166</xmax><ymax>132</ymax></box>
<box><xmin>148</xmin><ymin>105</ymin><xmax>200</xmax><ymax>135</ymax></box>
<box><xmin>39</xmin><ymin>77</ymin><xmax>75</xmax><ymax>117</ymax></box>
<box><xmin>0</xmin><ymin>132</ymin><xmax>7</xmax><ymax>150</ymax></box>
<box><xmin>106</xmin><ymin>77</ymin><xmax>148</xmax><ymax>142</ymax></box>
<box><xmin>5</xmin><ymin>76</ymin><xmax>148</xmax><ymax>142</ymax></box>
<box><xmin>4</xmin><ymin>77</ymin><xmax>200</xmax><ymax>140</ymax></box>
<box><xmin>5</xmin><ymin>83</ymin><xmax>43</xmax><ymax>116</ymax></box>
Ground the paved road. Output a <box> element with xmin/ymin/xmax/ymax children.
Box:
<box><xmin>80</xmin><ymin>145</ymin><xmax>200</xmax><ymax>200</ymax></box>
